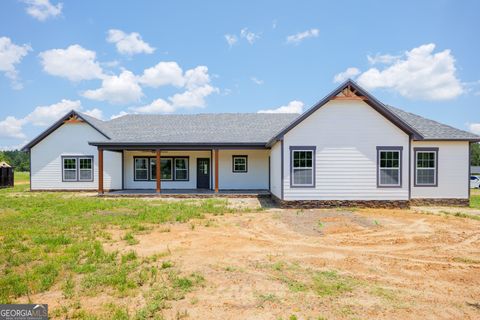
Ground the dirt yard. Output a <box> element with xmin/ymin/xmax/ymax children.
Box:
<box><xmin>33</xmin><ymin>200</ymin><xmax>480</xmax><ymax>319</ymax></box>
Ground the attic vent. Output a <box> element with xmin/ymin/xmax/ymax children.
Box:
<box><xmin>331</xmin><ymin>84</ymin><xmax>368</xmax><ymax>101</ymax></box>
<box><xmin>64</xmin><ymin>114</ymin><xmax>84</xmax><ymax>124</ymax></box>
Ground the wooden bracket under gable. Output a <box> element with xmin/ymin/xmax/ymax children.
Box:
<box><xmin>64</xmin><ymin>114</ymin><xmax>84</xmax><ymax>124</ymax></box>
<box><xmin>330</xmin><ymin>84</ymin><xmax>368</xmax><ymax>101</ymax></box>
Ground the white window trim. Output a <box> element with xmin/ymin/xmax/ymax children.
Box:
<box><xmin>232</xmin><ymin>156</ymin><xmax>248</xmax><ymax>173</ymax></box>
<box><xmin>78</xmin><ymin>157</ymin><xmax>93</xmax><ymax>182</ymax></box>
<box><xmin>159</xmin><ymin>157</ymin><xmax>173</xmax><ymax>181</ymax></box>
<box><xmin>63</xmin><ymin>157</ymin><xmax>77</xmax><ymax>182</ymax></box>
<box><xmin>415</xmin><ymin>150</ymin><xmax>437</xmax><ymax>186</ymax></box>
<box><xmin>377</xmin><ymin>147</ymin><xmax>403</xmax><ymax>188</ymax></box>
<box><xmin>174</xmin><ymin>158</ymin><xmax>189</xmax><ymax>181</ymax></box>
<box><xmin>291</xmin><ymin>149</ymin><xmax>315</xmax><ymax>187</ymax></box>
<box><xmin>134</xmin><ymin>158</ymin><xmax>149</xmax><ymax>181</ymax></box>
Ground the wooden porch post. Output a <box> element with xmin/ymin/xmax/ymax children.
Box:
<box><xmin>156</xmin><ymin>150</ymin><xmax>161</xmax><ymax>193</ymax></box>
<box><xmin>214</xmin><ymin>149</ymin><xmax>219</xmax><ymax>193</ymax></box>
<box><xmin>98</xmin><ymin>148</ymin><xmax>104</xmax><ymax>194</ymax></box>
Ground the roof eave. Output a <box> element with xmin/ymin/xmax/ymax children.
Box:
<box><xmin>22</xmin><ymin>110</ymin><xmax>109</xmax><ymax>152</ymax></box>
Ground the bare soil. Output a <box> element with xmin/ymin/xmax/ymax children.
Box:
<box><xmin>34</xmin><ymin>203</ymin><xmax>480</xmax><ymax>319</ymax></box>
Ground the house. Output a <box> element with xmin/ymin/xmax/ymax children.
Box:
<box><xmin>22</xmin><ymin>80</ymin><xmax>480</xmax><ymax>207</ymax></box>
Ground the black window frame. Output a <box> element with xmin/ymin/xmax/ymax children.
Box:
<box><xmin>61</xmin><ymin>155</ymin><xmax>94</xmax><ymax>182</ymax></box>
<box><xmin>376</xmin><ymin>146</ymin><xmax>403</xmax><ymax>188</ymax></box>
<box><xmin>290</xmin><ymin>146</ymin><xmax>316</xmax><ymax>188</ymax></box>
<box><xmin>414</xmin><ymin>147</ymin><xmax>438</xmax><ymax>187</ymax></box>
<box><xmin>133</xmin><ymin>156</ymin><xmax>189</xmax><ymax>182</ymax></box>
<box><xmin>232</xmin><ymin>155</ymin><xmax>248</xmax><ymax>173</ymax></box>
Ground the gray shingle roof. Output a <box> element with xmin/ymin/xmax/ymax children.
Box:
<box><xmin>384</xmin><ymin>105</ymin><xmax>479</xmax><ymax>140</ymax></box>
<box><xmin>86</xmin><ymin>113</ymin><xmax>300</xmax><ymax>144</ymax></box>
<box><xmin>82</xmin><ymin>103</ymin><xmax>479</xmax><ymax>145</ymax></box>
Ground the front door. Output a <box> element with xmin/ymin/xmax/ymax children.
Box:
<box><xmin>197</xmin><ymin>158</ymin><xmax>210</xmax><ymax>189</ymax></box>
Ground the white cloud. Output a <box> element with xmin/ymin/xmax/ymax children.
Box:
<box><xmin>83</xmin><ymin>108</ymin><xmax>103</xmax><ymax>119</ymax></box>
<box><xmin>0</xmin><ymin>141</ymin><xmax>28</xmax><ymax>151</ymax></box>
<box><xmin>286</xmin><ymin>28</ymin><xmax>319</xmax><ymax>45</ymax></box>
<box><xmin>169</xmin><ymin>85</ymin><xmax>217</xmax><ymax>108</ymax></box>
<box><xmin>0</xmin><ymin>116</ymin><xmax>26</xmax><ymax>139</ymax></box>
<box><xmin>333</xmin><ymin>67</ymin><xmax>361</xmax><ymax>83</ymax></box>
<box><xmin>139</xmin><ymin>61</ymin><xmax>184</xmax><ymax>88</ymax></box>
<box><xmin>251</xmin><ymin>77</ymin><xmax>264</xmax><ymax>85</ymax></box>
<box><xmin>0</xmin><ymin>37</ymin><xmax>32</xmax><ymax>89</ymax></box>
<box><xmin>367</xmin><ymin>53</ymin><xmax>400</xmax><ymax>65</ymax></box>
<box><xmin>356</xmin><ymin>43</ymin><xmax>464</xmax><ymax>100</ymax></box>
<box><xmin>110</xmin><ymin>111</ymin><xmax>129</xmax><ymax>120</ymax></box>
<box><xmin>24</xmin><ymin>99</ymin><xmax>81</xmax><ymax>126</ymax></box>
<box><xmin>469</xmin><ymin>123</ymin><xmax>480</xmax><ymax>135</ymax></box>
<box><xmin>82</xmin><ymin>70</ymin><xmax>143</xmax><ymax>105</ymax></box>
<box><xmin>106</xmin><ymin>29</ymin><xmax>155</xmax><ymax>55</ymax></box>
<box><xmin>39</xmin><ymin>44</ymin><xmax>103</xmax><ymax>81</ymax></box>
<box><xmin>224</xmin><ymin>34</ymin><xmax>237</xmax><ymax>47</ymax></box>
<box><xmin>133</xmin><ymin>98</ymin><xmax>175</xmax><ymax>114</ymax></box>
<box><xmin>258</xmin><ymin>100</ymin><xmax>304</xmax><ymax>114</ymax></box>
<box><xmin>184</xmin><ymin>66</ymin><xmax>211</xmax><ymax>89</ymax></box>
<box><xmin>240</xmin><ymin>28</ymin><xmax>260</xmax><ymax>44</ymax></box>
<box><xmin>22</xmin><ymin>0</ymin><xmax>62</xmax><ymax>21</ymax></box>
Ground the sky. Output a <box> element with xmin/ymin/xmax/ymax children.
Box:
<box><xmin>0</xmin><ymin>0</ymin><xmax>479</xmax><ymax>149</ymax></box>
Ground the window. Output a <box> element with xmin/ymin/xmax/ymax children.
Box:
<box><xmin>63</xmin><ymin>158</ymin><xmax>77</xmax><ymax>181</ymax></box>
<box><xmin>134</xmin><ymin>158</ymin><xmax>148</xmax><ymax>180</ymax></box>
<box><xmin>62</xmin><ymin>156</ymin><xmax>94</xmax><ymax>182</ymax></box>
<box><xmin>415</xmin><ymin>148</ymin><xmax>438</xmax><ymax>186</ymax></box>
<box><xmin>160</xmin><ymin>158</ymin><xmax>173</xmax><ymax>180</ymax></box>
<box><xmin>174</xmin><ymin>158</ymin><xmax>189</xmax><ymax>180</ymax></box>
<box><xmin>134</xmin><ymin>156</ymin><xmax>187</xmax><ymax>181</ymax></box>
<box><xmin>290</xmin><ymin>147</ymin><xmax>315</xmax><ymax>187</ymax></box>
<box><xmin>150</xmin><ymin>158</ymin><xmax>157</xmax><ymax>180</ymax></box>
<box><xmin>232</xmin><ymin>156</ymin><xmax>247</xmax><ymax>173</ymax></box>
<box><xmin>377</xmin><ymin>147</ymin><xmax>402</xmax><ymax>187</ymax></box>
<box><xmin>79</xmin><ymin>158</ymin><xmax>93</xmax><ymax>181</ymax></box>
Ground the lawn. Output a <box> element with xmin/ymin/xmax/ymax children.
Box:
<box><xmin>0</xmin><ymin>173</ymin><xmax>238</xmax><ymax>319</ymax></box>
<box><xmin>2</xmin><ymin>173</ymin><xmax>479</xmax><ymax>319</ymax></box>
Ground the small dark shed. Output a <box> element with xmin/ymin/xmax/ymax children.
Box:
<box><xmin>0</xmin><ymin>161</ymin><xmax>14</xmax><ymax>188</ymax></box>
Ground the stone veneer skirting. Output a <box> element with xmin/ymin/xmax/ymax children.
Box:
<box><xmin>409</xmin><ymin>198</ymin><xmax>470</xmax><ymax>207</ymax></box>
<box><xmin>271</xmin><ymin>195</ymin><xmax>469</xmax><ymax>209</ymax></box>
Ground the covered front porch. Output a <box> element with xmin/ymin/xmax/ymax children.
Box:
<box><xmin>93</xmin><ymin>143</ymin><xmax>271</xmax><ymax>196</ymax></box>
<box><xmin>100</xmin><ymin>189</ymin><xmax>271</xmax><ymax>198</ymax></box>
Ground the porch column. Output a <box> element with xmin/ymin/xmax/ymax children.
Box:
<box><xmin>98</xmin><ymin>148</ymin><xmax>104</xmax><ymax>194</ymax></box>
<box><xmin>214</xmin><ymin>149</ymin><xmax>219</xmax><ymax>193</ymax></box>
<box><xmin>156</xmin><ymin>150</ymin><xmax>161</xmax><ymax>193</ymax></box>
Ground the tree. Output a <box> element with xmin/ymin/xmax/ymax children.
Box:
<box><xmin>471</xmin><ymin>143</ymin><xmax>480</xmax><ymax>166</ymax></box>
<box><xmin>0</xmin><ymin>150</ymin><xmax>30</xmax><ymax>171</ymax></box>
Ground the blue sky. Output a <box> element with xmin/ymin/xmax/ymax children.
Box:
<box><xmin>0</xmin><ymin>0</ymin><xmax>479</xmax><ymax>149</ymax></box>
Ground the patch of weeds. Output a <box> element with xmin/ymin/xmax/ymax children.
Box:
<box><xmin>289</xmin><ymin>315</ymin><xmax>298</xmax><ymax>320</ymax></box>
<box><xmin>317</xmin><ymin>221</ymin><xmax>324</xmax><ymax>228</ymax></box>
<box><xmin>453</xmin><ymin>257</ymin><xmax>480</xmax><ymax>264</ymax></box>
<box><xmin>175</xmin><ymin>309</ymin><xmax>189</xmax><ymax>319</ymax></box>
<box><xmin>190</xmin><ymin>297</ymin><xmax>199</xmax><ymax>305</ymax></box>
<box><xmin>224</xmin><ymin>266</ymin><xmax>239</xmax><ymax>272</ymax></box>
<box><xmin>190</xmin><ymin>223</ymin><xmax>195</xmax><ymax>230</ymax></box>
<box><xmin>171</xmin><ymin>272</ymin><xmax>205</xmax><ymax>292</ymax></box>
<box><xmin>373</xmin><ymin>219</ymin><xmax>380</xmax><ymax>226</ymax></box>
<box><xmin>161</xmin><ymin>260</ymin><xmax>174</xmax><ymax>269</ymax></box>
<box><xmin>256</xmin><ymin>292</ymin><xmax>279</xmax><ymax>306</ymax></box>
<box><xmin>312</xmin><ymin>270</ymin><xmax>355</xmax><ymax>297</ymax></box>
<box><xmin>122</xmin><ymin>232</ymin><xmax>139</xmax><ymax>245</ymax></box>
<box><xmin>121</xmin><ymin>250</ymin><xmax>137</xmax><ymax>263</ymax></box>
<box><xmin>276</xmin><ymin>275</ymin><xmax>308</xmax><ymax>292</ymax></box>
<box><xmin>158</xmin><ymin>226</ymin><xmax>171</xmax><ymax>233</ymax></box>
<box><xmin>62</xmin><ymin>276</ymin><xmax>75</xmax><ymax>299</ymax></box>
<box><xmin>371</xmin><ymin>286</ymin><xmax>397</xmax><ymax>302</ymax></box>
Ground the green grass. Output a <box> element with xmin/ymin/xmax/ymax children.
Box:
<box><xmin>470</xmin><ymin>189</ymin><xmax>480</xmax><ymax>209</ymax></box>
<box><xmin>0</xmin><ymin>180</ymin><xmax>234</xmax><ymax>305</ymax></box>
<box><xmin>14</xmin><ymin>171</ymin><xmax>30</xmax><ymax>184</ymax></box>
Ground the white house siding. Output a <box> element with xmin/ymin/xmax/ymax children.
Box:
<box><xmin>282</xmin><ymin>100</ymin><xmax>410</xmax><ymax>201</ymax></box>
<box><xmin>123</xmin><ymin>150</ymin><xmax>211</xmax><ymax>189</ymax></box>
<box><xmin>411</xmin><ymin>141</ymin><xmax>469</xmax><ymax>199</ymax></box>
<box><xmin>269</xmin><ymin>142</ymin><xmax>281</xmax><ymax>198</ymax></box>
<box><xmin>218</xmin><ymin>149</ymin><xmax>270</xmax><ymax>190</ymax></box>
<box><xmin>30</xmin><ymin>122</ymin><xmax>122</xmax><ymax>190</ymax></box>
